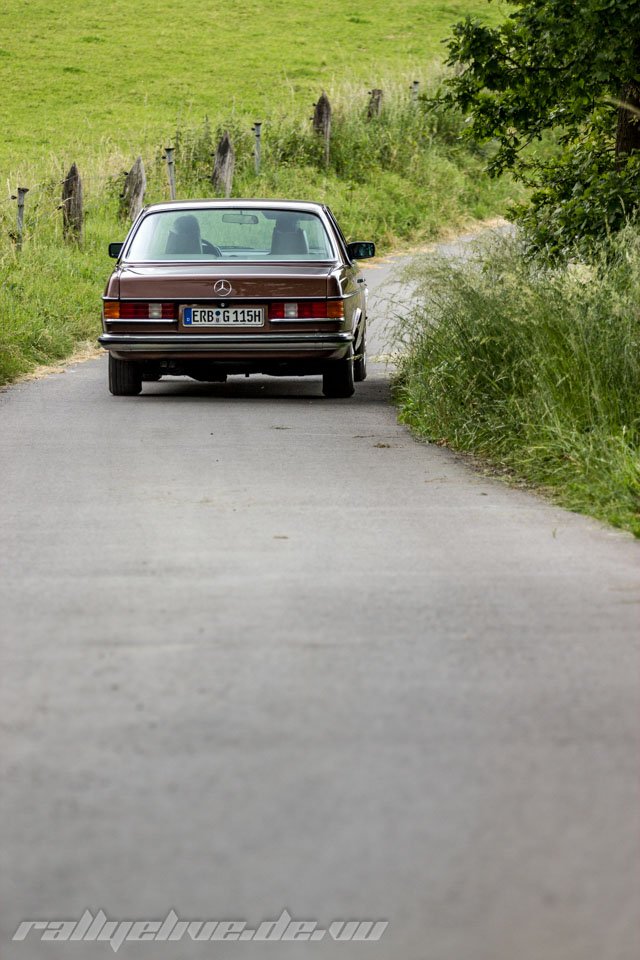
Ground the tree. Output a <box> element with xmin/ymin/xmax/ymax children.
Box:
<box><xmin>442</xmin><ymin>0</ymin><xmax>640</xmax><ymax>257</ymax></box>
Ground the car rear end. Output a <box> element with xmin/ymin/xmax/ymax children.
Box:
<box><xmin>99</xmin><ymin>201</ymin><xmax>368</xmax><ymax>396</ymax></box>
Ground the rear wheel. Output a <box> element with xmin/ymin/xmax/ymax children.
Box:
<box><xmin>322</xmin><ymin>354</ymin><xmax>355</xmax><ymax>398</ymax></box>
<box><xmin>109</xmin><ymin>355</ymin><xmax>142</xmax><ymax>396</ymax></box>
<box><xmin>354</xmin><ymin>327</ymin><xmax>367</xmax><ymax>382</ymax></box>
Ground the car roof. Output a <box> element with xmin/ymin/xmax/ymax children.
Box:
<box><xmin>141</xmin><ymin>199</ymin><xmax>328</xmax><ymax>215</ymax></box>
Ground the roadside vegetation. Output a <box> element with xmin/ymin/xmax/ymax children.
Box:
<box><xmin>394</xmin><ymin>230</ymin><xmax>640</xmax><ymax>536</ymax></box>
<box><xmin>0</xmin><ymin>79</ymin><xmax>521</xmax><ymax>384</ymax></box>
<box><xmin>394</xmin><ymin>0</ymin><xmax>640</xmax><ymax>535</ymax></box>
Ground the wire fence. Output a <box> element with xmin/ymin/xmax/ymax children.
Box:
<box><xmin>1</xmin><ymin>81</ymin><xmax>427</xmax><ymax>251</ymax></box>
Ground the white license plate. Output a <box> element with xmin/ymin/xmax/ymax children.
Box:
<box><xmin>183</xmin><ymin>306</ymin><xmax>264</xmax><ymax>326</ymax></box>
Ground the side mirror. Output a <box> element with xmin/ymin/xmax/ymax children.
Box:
<box><xmin>347</xmin><ymin>241</ymin><xmax>375</xmax><ymax>261</ymax></box>
<box><xmin>109</xmin><ymin>242</ymin><xmax>124</xmax><ymax>259</ymax></box>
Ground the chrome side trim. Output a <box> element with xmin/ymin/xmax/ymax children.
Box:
<box><xmin>102</xmin><ymin>295</ymin><xmax>346</xmax><ymax>303</ymax></box>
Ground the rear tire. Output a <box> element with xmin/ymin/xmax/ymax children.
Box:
<box><xmin>109</xmin><ymin>355</ymin><xmax>142</xmax><ymax>396</ymax></box>
<box><xmin>354</xmin><ymin>329</ymin><xmax>367</xmax><ymax>382</ymax></box>
<box><xmin>322</xmin><ymin>354</ymin><xmax>355</xmax><ymax>398</ymax></box>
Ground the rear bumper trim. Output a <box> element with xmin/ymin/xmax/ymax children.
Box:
<box><xmin>98</xmin><ymin>332</ymin><xmax>353</xmax><ymax>354</ymax></box>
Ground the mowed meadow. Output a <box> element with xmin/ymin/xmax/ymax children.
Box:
<box><xmin>0</xmin><ymin>0</ymin><xmax>520</xmax><ymax>384</ymax></box>
<box><xmin>0</xmin><ymin>0</ymin><xmax>507</xmax><ymax>171</ymax></box>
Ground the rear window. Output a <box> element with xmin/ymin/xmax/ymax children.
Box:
<box><xmin>126</xmin><ymin>208</ymin><xmax>335</xmax><ymax>262</ymax></box>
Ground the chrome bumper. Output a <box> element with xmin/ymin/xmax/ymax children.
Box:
<box><xmin>99</xmin><ymin>332</ymin><xmax>353</xmax><ymax>355</ymax></box>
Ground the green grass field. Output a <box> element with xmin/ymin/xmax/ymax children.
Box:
<box><xmin>0</xmin><ymin>0</ymin><xmax>506</xmax><ymax>174</ymax></box>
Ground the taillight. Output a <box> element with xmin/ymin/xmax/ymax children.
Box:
<box><xmin>103</xmin><ymin>301</ymin><xmax>176</xmax><ymax>320</ymax></box>
<box><xmin>269</xmin><ymin>300</ymin><xmax>344</xmax><ymax>319</ymax></box>
<box><xmin>326</xmin><ymin>300</ymin><xmax>344</xmax><ymax>319</ymax></box>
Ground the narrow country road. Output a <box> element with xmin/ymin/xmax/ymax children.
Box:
<box><xmin>1</xmin><ymin>242</ymin><xmax>639</xmax><ymax>960</ymax></box>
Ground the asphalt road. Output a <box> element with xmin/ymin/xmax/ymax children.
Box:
<box><xmin>1</xmin><ymin>244</ymin><xmax>639</xmax><ymax>960</ymax></box>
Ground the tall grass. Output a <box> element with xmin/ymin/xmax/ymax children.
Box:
<box><xmin>394</xmin><ymin>228</ymin><xmax>640</xmax><ymax>535</ymax></box>
<box><xmin>0</xmin><ymin>77</ymin><xmax>522</xmax><ymax>385</ymax></box>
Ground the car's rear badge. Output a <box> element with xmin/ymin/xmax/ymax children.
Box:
<box><xmin>214</xmin><ymin>279</ymin><xmax>233</xmax><ymax>296</ymax></box>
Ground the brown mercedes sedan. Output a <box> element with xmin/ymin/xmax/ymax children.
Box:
<box><xmin>99</xmin><ymin>199</ymin><xmax>375</xmax><ymax>397</ymax></box>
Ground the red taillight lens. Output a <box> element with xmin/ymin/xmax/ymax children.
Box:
<box><xmin>121</xmin><ymin>302</ymin><xmax>149</xmax><ymax>319</ymax></box>
<box><xmin>297</xmin><ymin>302</ymin><xmax>318</xmax><ymax>319</ymax></box>
<box><xmin>269</xmin><ymin>301</ymin><xmax>343</xmax><ymax>319</ymax></box>
<box><xmin>106</xmin><ymin>302</ymin><xmax>176</xmax><ymax>320</ymax></box>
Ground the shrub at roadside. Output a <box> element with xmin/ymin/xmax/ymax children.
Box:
<box><xmin>441</xmin><ymin>0</ymin><xmax>640</xmax><ymax>260</ymax></box>
<box><xmin>393</xmin><ymin>228</ymin><xmax>640</xmax><ymax>536</ymax></box>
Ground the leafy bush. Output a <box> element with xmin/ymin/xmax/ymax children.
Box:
<box><xmin>512</xmin><ymin>122</ymin><xmax>640</xmax><ymax>260</ymax></box>
<box><xmin>440</xmin><ymin>1</ymin><xmax>640</xmax><ymax>259</ymax></box>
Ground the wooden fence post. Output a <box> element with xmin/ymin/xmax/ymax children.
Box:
<box><xmin>14</xmin><ymin>187</ymin><xmax>28</xmax><ymax>250</ymax></box>
<box><xmin>164</xmin><ymin>146</ymin><xmax>176</xmax><ymax>200</ymax></box>
<box><xmin>212</xmin><ymin>131</ymin><xmax>235</xmax><ymax>197</ymax></box>
<box><xmin>253</xmin><ymin>122</ymin><xmax>262</xmax><ymax>175</ymax></box>
<box><xmin>367</xmin><ymin>88</ymin><xmax>384</xmax><ymax>119</ymax></box>
<box><xmin>61</xmin><ymin>163</ymin><xmax>83</xmax><ymax>242</ymax></box>
<box><xmin>120</xmin><ymin>156</ymin><xmax>146</xmax><ymax>221</ymax></box>
<box><xmin>313</xmin><ymin>92</ymin><xmax>332</xmax><ymax>168</ymax></box>
<box><xmin>410</xmin><ymin>80</ymin><xmax>420</xmax><ymax>103</ymax></box>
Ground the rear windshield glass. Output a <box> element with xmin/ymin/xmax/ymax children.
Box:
<box><xmin>126</xmin><ymin>208</ymin><xmax>335</xmax><ymax>261</ymax></box>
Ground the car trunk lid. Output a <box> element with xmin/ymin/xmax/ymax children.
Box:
<box><xmin>117</xmin><ymin>262</ymin><xmax>336</xmax><ymax>301</ymax></box>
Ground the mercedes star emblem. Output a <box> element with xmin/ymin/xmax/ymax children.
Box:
<box><xmin>213</xmin><ymin>279</ymin><xmax>233</xmax><ymax>296</ymax></box>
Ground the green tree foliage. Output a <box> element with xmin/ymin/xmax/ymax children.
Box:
<box><xmin>442</xmin><ymin>0</ymin><xmax>640</xmax><ymax>257</ymax></box>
